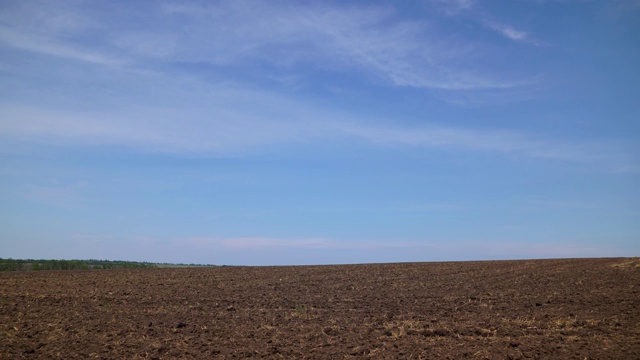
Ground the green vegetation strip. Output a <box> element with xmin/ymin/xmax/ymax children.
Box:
<box><xmin>0</xmin><ymin>258</ymin><xmax>157</xmax><ymax>271</ymax></box>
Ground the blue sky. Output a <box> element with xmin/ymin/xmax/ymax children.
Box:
<box><xmin>1</xmin><ymin>0</ymin><xmax>639</xmax><ymax>265</ymax></box>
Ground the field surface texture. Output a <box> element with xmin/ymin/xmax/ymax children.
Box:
<box><xmin>1</xmin><ymin>258</ymin><xmax>639</xmax><ymax>359</ymax></box>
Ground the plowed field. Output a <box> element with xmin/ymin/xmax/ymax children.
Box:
<box><xmin>1</xmin><ymin>258</ymin><xmax>639</xmax><ymax>359</ymax></box>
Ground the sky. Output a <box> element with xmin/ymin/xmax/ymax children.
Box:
<box><xmin>1</xmin><ymin>0</ymin><xmax>639</xmax><ymax>265</ymax></box>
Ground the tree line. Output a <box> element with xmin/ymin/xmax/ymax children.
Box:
<box><xmin>0</xmin><ymin>258</ymin><xmax>157</xmax><ymax>271</ymax></box>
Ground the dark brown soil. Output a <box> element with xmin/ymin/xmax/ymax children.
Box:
<box><xmin>1</xmin><ymin>258</ymin><xmax>639</xmax><ymax>359</ymax></box>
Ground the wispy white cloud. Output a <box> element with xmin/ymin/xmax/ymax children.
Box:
<box><xmin>0</xmin><ymin>1</ymin><xmax>621</xmax><ymax>165</ymax></box>
<box><xmin>0</xmin><ymin>26</ymin><xmax>126</xmax><ymax>66</ymax></box>
<box><xmin>156</xmin><ymin>1</ymin><xmax>487</xmax><ymax>89</ymax></box>
<box><xmin>0</xmin><ymin>1</ymin><xmax>126</xmax><ymax>66</ymax></box>
<box><xmin>483</xmin><ymin>20</ymin><xmax>528</xmax><ymax>41</ymax></box>
<box><xmin>221</xmin><ymin>237</ymin><xmax>327</xmax><ymax>250</ymax></box>
<box><xmin>521</xmin><ymin>197</ymin><xmax>602</xmax><ymax>210</ymax></box>
<box><xmin>0</xmin><ymin>100</ymin><xmax>611</xmax><ymax>164</ymax></box>
<box><xmin>441</xmin><ymin>240</ymin><xmax>627</xmax><ymax>260</ymax></box>
<box><xmin>72</xmin><ymin>234</ymin><xmax>115</xmax><ymax>244</ymax></box>
<box><xmin>615</xmin><ymin>165</ymin><xmax>640</xmax><ymax>174</ymax></box>
<box><xmin>482</xmin><ymin>20</ymin><xmax>545</xmax><ymax>46</ymax></box>
<box><xmin>0</xmin><ymin>49</ymin><xmax>620</xmax><ymax>168</ymax></box>
<box><xmin>0</xmin><ymin>0</ymin><xmax>526</xmax><ymax>90</ymax></box>
<box><xmin>332</xmin><ymin>121</ymin><xmax>609</xmax><ymax>163</ymax></box>
<box><xmin>424</xmin><ymin>0</ymin><xmax>544</xmax><ymax>47</ymax></box>
<box><xmin>0</xmin><ymin>0</ymin><xmax>95</xmax><ymax>36</ymax></box>
<box><xmin>428</xmin><ymin>0</ymin><xmax>476</xmax><ymax>15</ymax></box>
<box><xmin>185</xmin><ymin>237</ymin><xmax>428</xmax><ymax>251</ymax></box>
<box><xmin>69</xmin><ymin>235</ymin><xmax>627</xmax><ymax>264</ymax></box>
<box><xmin>25</xmin><ymin>181</ymin><xmax>88</xmax><ymax>208</ymax></box>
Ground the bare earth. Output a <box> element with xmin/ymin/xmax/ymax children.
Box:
<box><xmin>1</xmin><ymin>258</ymin><xmax>639</xmax><ymax>359</ymax></box>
